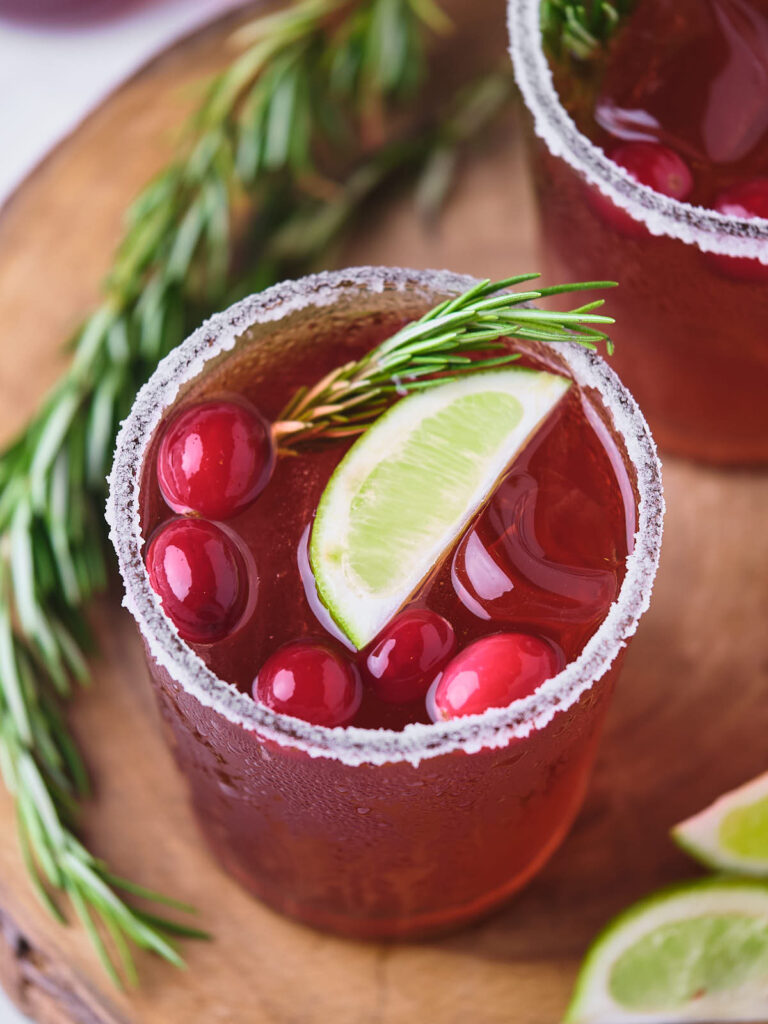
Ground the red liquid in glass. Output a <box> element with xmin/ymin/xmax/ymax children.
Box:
<box><xmin>142</xmin><ymin>332</ymin><xmax>632</xmax><ymax>731</ymax></box>
<box><xmin>138</xmin><ymin>305</ymin><xmax>636</xmax><ymax>937</ymax></box>
<box><xmin>536</xmin><ymin>0</ymin><xmax>768</xmax><ymax>462</ymax></box>
<box><xmin>586</xmin><ymin>0</ymin><xmax>768</xmax><ymax>199</ymax></box>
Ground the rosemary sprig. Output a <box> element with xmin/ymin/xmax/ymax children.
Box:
<box><xmin>0</xmin><ymin>0</ymin><xmax>516</xmax><ymax>985</ymax></box>
<box><xmin>274</xmin><ymin>275</ymin><xmax>616</xmax><ymax>447</ymax></box>
<box><xmin>540</xmin><ymin>0</ymin><xmax>633</xmax><ymax>60</ymax></box>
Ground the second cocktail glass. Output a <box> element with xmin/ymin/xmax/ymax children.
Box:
<box><xmin>508</xmin><ymin>0</ymin><xmax>768</xmax><ymax>463</ymax></box>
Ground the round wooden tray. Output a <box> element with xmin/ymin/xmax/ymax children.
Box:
<box><xmin>1</xmin><ymin>4</ymin><xmax>766</xmax><ymax>1023</ymax></box>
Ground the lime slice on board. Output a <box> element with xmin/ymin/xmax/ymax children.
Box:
<box><xmin>673</xmin><ymin>772</ymin><xmax>768</xmax><ymax>876</ymax></box>
<box><xmin>565</xmin><ymin>878</ymin><xmax>768</xmax><ymax>1023</ymax></box>
<box><xmin>310</xmin><ymin>367</ymin><xmax>570</xmax><ymax>649</ymax></box>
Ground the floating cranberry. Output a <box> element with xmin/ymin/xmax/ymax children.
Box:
<box><xmin>709</xmin><ymin>180</ymin><xmax>768</xmax><ymax>283</ymax></box>
<box><xmin>146</xmin><ymin>518</ymin><xmax>251</xmax><ymax>644</ymax></box>
<box><xmin>157</xmin><ymin>399</ymin><xmax>274</xmax><ymax>519</ymax></box>
<box><xmin>254</xmin><ymin>641</ymin><xmax>362</xmax><ymax>727</ymax></box>
<box><xmin>365</xmin><ymin>609</ymin><xmax>456</xmax><ymax>704</ymax></box>
<box><xmin>611</xmin><ymin>142</ymin><xmax>693</xmax><ymax>199</ymax></box>
<box><xmin>428</xmin><ymin>633</ymin><xmax>561</xmax><ymax>722</ymax></box>
<box><xmin>589</xmin><ymin>142</ymin><xmax>693</xmax><ymax>237</ymax></box>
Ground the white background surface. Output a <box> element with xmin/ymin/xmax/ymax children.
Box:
<box><xmin>0</xmin><ymin>2</ymin><xmax>247</xmax><ymax>1018</ymax></box>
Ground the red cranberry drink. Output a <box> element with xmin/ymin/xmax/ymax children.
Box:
<box><xmin>509</xmin><ymin>0</ymin><xmax>768</xmax><ymax>463</ymax></box>
<box><xmin>108</xmin><ymin>267</ymin><xmax>662</xmax><ymax>938</ymax></box>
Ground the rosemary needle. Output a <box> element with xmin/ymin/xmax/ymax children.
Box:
<box><xmin>273</xmin><ymin>276</ymin><xmax>615</xmax><ymax>448</ymax></box>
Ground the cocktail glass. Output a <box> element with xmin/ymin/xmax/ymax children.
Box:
<box><xmin>107</xmin><ymin>267</ymin><xmax>663</xmax><ymax>938</ymax></box>
<box><xmin>508</xmin><ymin>0</ymin><xmax>768</xmax><ymax>463</ymax></box>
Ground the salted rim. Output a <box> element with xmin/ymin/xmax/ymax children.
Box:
<box><xmin>106</xmin><ymin>266</ymin><xmax>664</xmax><ymax>768</ymax></box>
<box><xmin>507</xmin><ymin>0</ymin><xmax>768</xmax><ymax>263</ymax></box>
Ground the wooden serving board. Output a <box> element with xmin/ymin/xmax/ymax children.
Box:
<box><xmin>0</xmin><ymin>4</ymin><xmax>766</xmax><ymax>1023</ymax></box>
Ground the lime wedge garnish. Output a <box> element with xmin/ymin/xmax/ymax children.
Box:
<box><xmin>566</xmin><ymin>878</ymin><xmax>768</xmax><ymax>1023</ymax></box>
<box><xmin>673</xmin><ymin>772</ymin><xmax>768</xmax><ymax>876</ymax></box>
<box><xmin>310</xmin><ymin>367</ymin><xmax>570</xmax><ymax>649</ymax></box>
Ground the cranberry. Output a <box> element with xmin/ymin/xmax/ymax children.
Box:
<box><xmin>146</xmin><ymin>518</ymin><xmax>251</xmax><ymax>644</ymax></box>
<box><xmin>254</xmin><ymin>641</ymin><xmax>362</xmax><ymax>727</ymax></box>
<box><xmin>589</xmin><ymin>142</ymin><xmax>693</xmax><ymax>237</ymax></box>
<box><xmin>709</xmin><ymin>180</ymin><xmax>768</xmax><ymax>283</ymax></box>
<box><xmin>157</xmin><ymin>399</ymin><xmax>274</xmax><ymax>519</ymax></box>
<box><xmin>365</xmin><ymin>609</ymin><xmax>456</xmax><ymax>704</ymax></box>
<box><xmin>428</xmin><ymin>633</ymin><xmax>561</xmax><ymax>722</ymax></box>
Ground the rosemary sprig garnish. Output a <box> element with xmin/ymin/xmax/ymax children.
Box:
<box><xmin>0</xmin><ymin>0</ymin><xmax>518</xmax><ymax>985</ymax></box>
<box><xmin>540</xmin><ymin>0</ymin><xmax>633</xmax><ymax>60</ymax></box>
<box><xmin>274</xmin><ymin>275</ymin><xmax>616</xmax><ymax>447</ymax></box>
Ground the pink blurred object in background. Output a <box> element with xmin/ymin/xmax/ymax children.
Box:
<box><xmin>0</xmin><ymin>0</ymin><xmax>138</xmax><ymax>21</ymax></box>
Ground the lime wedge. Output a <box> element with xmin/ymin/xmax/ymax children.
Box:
<box><xmin>566</xmin><ymin>878</ymin><xmax>768</xmax><ymax>1023</ymax></box>
<box><xmin>673</xmin><ymin>772</ymin><xmax>768</xmax><ymax>876</ymax></box>
<box><xmin>310</xmin><ymin>368</ymin><xmax>570</xmax><ymax>649</ymax></box>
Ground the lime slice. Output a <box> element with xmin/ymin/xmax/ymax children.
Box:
<box><xmin>310</xmin><ymin>367</ymin><xmax>570</xmax><ymax>649</ymax></box>
<box><xmin>673</xmin><ymin>772</ymin><xmax>768</xmax><ymax>876</ymax></box>
<box><xmin>566</xmin><ymin>878</ymin><xmax>768</xmax><ymax>1023</ymax></box>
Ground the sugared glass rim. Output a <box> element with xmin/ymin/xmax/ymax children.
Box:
<box><xmin>507</xmin><ymin>0</ymin><xmax>768</xmax><ymax>263</ymax></box>
<box><xmin>106</xmin><ymin>267</ymin><xmax>663</xmax><ymax>767</ymax></box>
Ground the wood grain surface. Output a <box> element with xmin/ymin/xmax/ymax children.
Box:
<box><xmin>0</xmin><ymin>4</ymin><xmax>766</xmax><ymax>1023</ymax></box>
